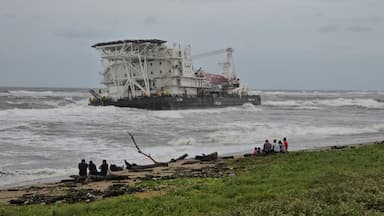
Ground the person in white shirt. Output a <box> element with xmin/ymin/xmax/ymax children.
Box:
<box><xmin>273</xmin><ymin>139</ymin><xmax>280</xmax><ymax>153</ymax></box>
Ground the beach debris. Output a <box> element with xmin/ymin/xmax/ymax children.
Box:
<box><xmin>9</xmin><ymin>189</ymin><xmax>104</xmax><ymax>205</ymax></box>
<box><xmin>7</xmin><ymin>188</ymin><xmax>19</xmax><ymax>192</ymax></box>
<box><xmin>124</xmin><ymin>160</ymin><xmax>168</xmax><ymax>171</ymax></box>
<box><xmin>331</xmin><ymin>145</ymin><xmax>347</xmax><ymax>150</ymax></box>
<box><xmin>110</xmin><ymin>164</ymin><xmax>124</xmax><ymax>172</ymax></box>
<box><xmin>6</xmin><ymin>152</ymin><xmax>244</xmax><ymax>206</ymax></box>
<box><xmin>181</xmin><ymin>160</ymin><xmax>200</xmax><ymax>165</ymax></box>
<box><xmin>220</xmin><ymin>155</ymin><xmax>235</xmax><ymax>160</ymax></box>
<box><xmin>64</xmin><ymin>175</ymin><xmax>129</xmax><ymax>184</ymax></box>
<box><xmin>8</xmin><ymin>185</ymin><xmax>145</xmax><ymax>205</ymax></box>
<box><xmin>103</xmin><ymin>184</ymin><xmax>144</xmax><ymax>198</ymax></box>
<box><xmin>243</xmin><ymin>153</ymin><xmax>253</xmax><ymax>157</ymax></box>
<box><xmin>169</xmin><ymin>153</ymin><xmax>189</xmax><ymax>163</ymax></box>
<box><xmin>195</xmin><ymin>152</ymin><xmax>218</xmax><ymax>161</ymax></box>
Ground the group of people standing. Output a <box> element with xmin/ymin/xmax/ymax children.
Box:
<box><xmin>78</xmin><ymin>159</ymin><xmax>109</xmax><ymax>177</ymax></box>
<box><xmin>253</xmin><ymin>137</ymin><xmax>289</xmax><ymax>155</ymax></box>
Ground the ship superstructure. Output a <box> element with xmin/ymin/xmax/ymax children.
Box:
<box><xmin>89</xmin><ymin>39</ymin><xmax>261</xmax><ymax>109</ymax></box>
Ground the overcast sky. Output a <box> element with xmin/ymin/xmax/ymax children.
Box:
<box><xmin>1</xmin><ymin>0</ymin><xmax>383</xmax><ymax>90</ymax></box>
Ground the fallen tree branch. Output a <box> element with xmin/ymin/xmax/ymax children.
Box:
<box><xmin>128</xmin><ymin>132</ymin><xmax>158</xmax><ymax>164</ymax></box>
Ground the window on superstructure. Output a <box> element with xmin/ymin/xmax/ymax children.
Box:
<box><xmin>160</xmin><ymin>70</ymin><xmax>162</xmax><ymax>74</ymax></box>
<box><xmin>150</xmin><ymin>63</ymin><xmax>152</xmax><ymax>66</ymax></box>
<box><xmin>159</xmin><ymin>61</ymin><xmax>162</xmax><ymax>65</ymax></box>
<box><xmin>151</xmin><ymin>71</ymin><xmax>153</xmax><ymax>75</ymax></box>
<box><xmin>169</xmin><ymin>70</ymin><xmax>171</xmax><ymax>73</ymax></box>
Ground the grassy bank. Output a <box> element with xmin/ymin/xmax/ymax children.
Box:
<box><xmin>1</xmin><ymin>144</ymin><xmax>384</xmax><ymax>216</ymax></box>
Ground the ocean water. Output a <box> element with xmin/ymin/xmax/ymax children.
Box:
<box><xmin>0</xmin><ymin>87</ymin><xmax>384</xmax><ymax>188</ymax></box>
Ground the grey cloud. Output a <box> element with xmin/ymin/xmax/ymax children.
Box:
<box><xmin>318</xmin><ymin>24</ymin><xmax>339</xmax><ymax>33</ymax></box>
<box><xmin>350</xmin><ymin>16</ymin><xmax>382</xmax><ymax>25</ymax></box>
<box><xmin>144</xmin><ymin>16</ymin><xmax>157</xmax><ymax>25</ymax></box>
<box><xmin>170</xmin><ymin>0</ymin><xmax>234</xmax><ymax>3</ymax></box>
<box><xmin>345</xmin><ymin>25</ymin><xmax>373</xmax><ymax>32</ymax></box>
<box><xmin>53</xmin><ymin>28</ymin><xmax>110</xmax><ymax>39</ymax></box>
<box><xmin>1</xmin><ymin>12</ymin><xmax>17</xmax><ymax>19</ymax></box>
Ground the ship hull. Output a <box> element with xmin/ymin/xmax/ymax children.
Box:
<box><xmin>89</xmin><ymin>95</ymin><xmax>261</xmax><ymax>110</ymax></box>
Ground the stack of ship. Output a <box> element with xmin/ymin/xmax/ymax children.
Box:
<box><xmin>89</xmin><ymin>39</ymin><xmax>261</xmax><ymax>110</ymax></box>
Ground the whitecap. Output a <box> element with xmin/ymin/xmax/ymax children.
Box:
<box><xmin>168</xmin><ymin>137</ymin><xmax>196</xmax><ymax>146</ymax></box>
<box><xmin>151</xmin><ymin>111</ymin><xmax>184</xmax><ymax>119</ymax></box>
<box><xmin>263</xmin><ymin>98</ymin><xmax>384</xmax><ymax>109</ymax></box>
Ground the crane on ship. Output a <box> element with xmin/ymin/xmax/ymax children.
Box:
<box><xmin>192</xmin><ymin>48</ymin><xmax>236</xmax><ymax>80</ymax></box>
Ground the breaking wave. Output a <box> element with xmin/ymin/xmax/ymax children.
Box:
<box><xmin>168</xmin><ymin>137</ymin><xmax>196</xmax><ymax>146</ymax></box>
<box><xmin>7</xmin><ymin>90</ymin><xmax>89</xmax><ymax>98</ymax></box>
<box><xmin>151</xmin><ymin>111</ymin><xmax>184</xmax><ymax>119</ymax></box>
<box><xmin>0</xmin><ymin>168</ymin><xmax>77</xmax><ymax>188</ymax></box>
<box><xmin>262</xmin><ymin>90</ymin><xmax>384</xmax><ymax>97</ymax></box>
<box><xmin>199</xmin><ymin>123</ymin><xmax>384</xmax><ymax>146</ymax></box>
<box><xmin>263</xmin><ymin>98</ymin><xmax>384</xmax><ymax>109</ymax></box>
<box><xmin>0</xmin><ymin>89</ymin><xmax>88</xmax><ymax>110</ymax></box>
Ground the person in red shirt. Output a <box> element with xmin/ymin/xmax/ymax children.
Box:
<box><xmin>283</xmin><ymin>137</ymin><xmax>288</xmax><ymax>152</ymax></box>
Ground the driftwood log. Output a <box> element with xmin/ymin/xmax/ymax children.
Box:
<box><xmin>124</xmin><ymin>160</ymin><xmax>168</xmax><ymax>171</ymax></box>
<box><xmin>221</xmin><ymin>155</ymin><xmax>235</xmax><ymax>160</ymax></box>
<box><xmin>195</xmin><ymin>152</ymin><xmax>218</xmax><ymax>161</ymax></box>
<box><xmin>169</xmin><ymin>153</ymin><xmax>188</xmax><ymax>163</ymax></box>
<box><xmin>67</xmin><ymin>175</ymin><xmax>129</xmax><ymax>183</ymax></box>
<box><xmin>331</xmin><ymin>145</ymin><xmax>347</xmax><ymax>150</ymax></box>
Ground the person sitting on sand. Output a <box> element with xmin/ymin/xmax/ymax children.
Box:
<box><xmin>263</xmin><ymin>139</ymin><xmax>272</xmax><ymax>154</ymax></box>
<box><xmin>279</xmin><ymin>140</ymin><xmax>286</xmax><ymax>153</ymax></box>
<box><xmin>283</xmin><ymin>137</ymin><xmax>289</xmax><ymax>152</ymax></box>
<box><xmin>273</xmin><ymin>140</ymin><xmax>280</xmax><ymax>153</ymax></box>
<box><xmin>88</xmin><ymin>160</ymin><xmax>98</xmax><ymax>175</ymax></box>
<box><xmin>99</xmin><ymin>160</ymin><xmax>109</xmax><ymax>176</ymax></box>
<box><xmin>78</xmin><ymin>159</ymin><xmax>88</xmax><ymax>177</ymax></box>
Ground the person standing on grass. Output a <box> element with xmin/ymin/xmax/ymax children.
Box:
<box><xmin>78</xmin><ymin>159</ymin><xmax>88</xmax><ymax>177</ymax></box>
<box><xmin>283</xmin><ymin>137</ymin><xmax>289</xmax><ymax>152</ymax></box>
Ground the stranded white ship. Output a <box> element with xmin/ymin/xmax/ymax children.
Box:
<box><xmin>89</xmin><ymin>39</ymin><xmax>261</xmax><ymax>110</ymax></box>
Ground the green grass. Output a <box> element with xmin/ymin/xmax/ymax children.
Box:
<box><xmin>1</xmin><ymin>144</ymin><xmax>384</xmax><ymax>216</ymax></box>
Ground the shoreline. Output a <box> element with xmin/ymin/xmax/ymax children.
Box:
<box><xmin>1</xmin><ymin>140</ymin><xmax>383</xmax><ymax>205</ymax></box>
<box><xmin>1</xmin><ymin>140</ymin><xmax>381</xmax><ymax>191</ymax></box>
<box><xmin>0</xmin><ymin>141</ymin><xmax>353</xmax><ymax>190</ymax></box>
